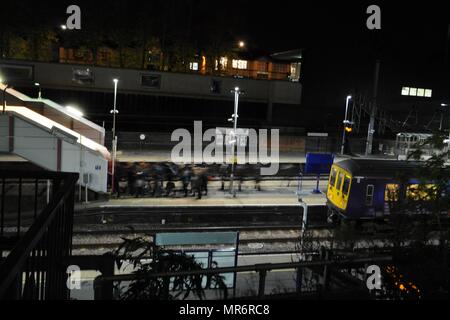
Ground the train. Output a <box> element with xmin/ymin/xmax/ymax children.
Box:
<box><xmin>326</xmin><ymin>159</ymin><xmax>449</xmax><ymax>224</ymax></box>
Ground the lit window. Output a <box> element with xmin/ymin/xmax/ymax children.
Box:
<box><xmin>232</xmin><ymin>59</ymin><xmax>248</xmax><ymax>70</ymax></box>
<box><xmin>416</xmin><ymin>88</ymin><xmax>425</xmax><ymax>97</ymax></box>
<box><xmin>407</xmin><ymin>184</ymin><xmax>437</xmax><ymax>201</ymax></box>
<box><xmin>189</xmin><ymin>62</ymin><xmax>198</xmax><ymax>71</ymax></box>
<box><xmin>402</xmin><ymin>87</ymin><xmax>433</xmax><ymax>98</ymax></box>
<box><xmin>385</xmin><ymin>184</ymin><xmax>399</xmax><ymax>202</ymax></box>
<box><xmin>220</xmin><ymin>57</ymin><xmax>228</xmax><ymax>69</ymax></box>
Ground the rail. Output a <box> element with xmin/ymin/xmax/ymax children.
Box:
<box><xmin>93</xmin><ymin>254</ymin><xmax>392</xmax><ymax>300</ymax></box>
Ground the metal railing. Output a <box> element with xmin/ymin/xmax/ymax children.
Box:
<box><xmin>93</xmin><ymin>255</ymin><xmax>392</xmax><ymax>300</ymax></box>
<box><xmin>0</xmin><ymin>170</ymin><xmax>78</xmax><ymax>300</ymax></box>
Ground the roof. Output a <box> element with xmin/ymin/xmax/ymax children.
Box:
<box><xmin>334</xmin><ymin>159</ymin><xmax>424</xmax><ymax>179</ymax></box>
<box><xmin>0</xmin><ymin>83</ymin><xmax>105</xmax><ymax>134</ymax></box>
<box><xmin>6</xmin><ymin>106</ymin><xmax>110</xmax><ymax>160</ymax></box>
<box><xmin>270</xmin><ymin>49</ymin><xmax>303</xmax><ymax>62</ymax></box>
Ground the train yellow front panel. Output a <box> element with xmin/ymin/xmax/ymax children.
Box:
<box><xmin>327</xmin><ymin>165</ymin><xmax>351</xmax><ymax>211</ymax></box>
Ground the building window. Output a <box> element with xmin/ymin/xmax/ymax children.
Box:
<box><xmin>215</xmin><ymin>57</ymin><xmax>228</xmax><ymax>71</ymax></box>
<box><xmin>72</xmin><ymin>67</ymin><xmax>95</xmax><ymax>85</ymax></box>
<box><xmin>290</xmin><ymin>62</ymin><xmax>301</xmax><ymax>81</ymax></box>
<box><xmin>365</xmin><ymin>185</ymin><xmax>374</xmax><ymax>206</ymax></box>
<box><xmin>232</xmin><ymin>59</ymin><xmax>248</xmax><ymax>70</ymax></box>
<box><xmin>141</xmin><ymin>74</ymin><xmax>161</xmax><ymax>89</ymax></box>
<box><xmin>220</xmin><ymin>57</ymin><xmax>228</xmax><ymax>69</ymax></box>
<box><xmin>257</xmin><ymin>61</ymin><xmax>268</xmax><ymax>72</ymax></box>
<box><xmin>272</xmin><ymin>63</ymin><xmax>287</xmax><ymax>74</ymax></box>
<box><xmin>401</xmin><ymin>86</ymin><xmax>432</xmax><ymax>98</ymax></box>
<box><xmin>189</xmin><ymin>62</ymin><xmax>199</xmax><ymax>71</ymax></box>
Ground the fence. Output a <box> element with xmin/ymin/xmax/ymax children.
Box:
<box><xmin>106</xmin><ymin>132</ymin><xmax>397</xmax><ymax>157</ymax></box>
<box><xmin>0</xmin><ymin>170</ymin><xmax>78</xmax><ymax>300</ymax></box>
<box><xmin>93</xmin><ymin>254</ymin><xmax>392</xmax><ymax>300</ymax></box>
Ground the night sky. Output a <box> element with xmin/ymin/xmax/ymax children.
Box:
<box><xmin>2</xmin><ymin>0</ymin><xmax>450</xmax><ymax>108</ymax></box>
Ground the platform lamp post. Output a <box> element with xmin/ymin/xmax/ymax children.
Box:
<box><xmin>110</xmin><ymin>78</ymin><xmax>119</xmax><ymax>194</ymax></box>
<box><xmin>229</xmin><ymin>87</ymin><xmax>242</xmax><ymax>198</ymax></box>
<box><xmin>35</xmin><ymin>82</ymin><xmax>42</xmax><ymax>99</ymax></box>
<box><xmin>440</xmin><ymin>103</ymin><xmax>448</xmax><ymax>131</ymax></box>
<box><xmin>1</xmin><ymin>78</ymin><xmax>11</xmax><ymax>114</ymax></box>
<box><xmin>341</xmin><ymin>95</ymin><xmax>352</xmax><ymax>155</ymax></box>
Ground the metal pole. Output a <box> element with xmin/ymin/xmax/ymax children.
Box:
<box><xmin>341</xmin><ymin>96</ymin><xmax>351</xmax><ymax>155</ymax></box>
<box><xmin>366</xmin><ymin>60</ymin><xmax>381</xmax><ymax>156</ymax></box>
<box><xmin>3</xmin><ymin>84</ymin><xmax>10</xmax><ymax>114</ymax></box>
<box><xmin>230</xmin><ymin>88</ymin><xmax>240</xmax><ymax>198</ymax></box>
<box><xmin>111</xmin><ymin>79</ymin><xmax>118</xmax><ymax>194</ymax></box>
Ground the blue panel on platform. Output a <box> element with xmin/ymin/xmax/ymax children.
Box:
<box><xmin>305</xmin><ymin>153</ymin><xmax>334</xmax><ymax>174</ymax></box>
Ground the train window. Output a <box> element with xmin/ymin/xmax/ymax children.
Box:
<box><xmin>342</xmin><ymin>176</ymin><xmax>351</xmax><ymax>196</ymax></box>
<box><xmin>365</xmin><ymin>185</ymin><xmax>374</xmax><ymax>206</ymax></box>
<box><xmin>385</xmin><ymin>184</ymin><xmax>399</xmax><ymax>202</ymax></box>
<box><xmin>407</xmin><ymin>184</ymin><xmax>437</xmax><ymax>201</ymax></box>
<box><xmin>336</xmin><ymin>173</ymin><xmax>344</xmax><ymax>192</ymax></box>
<box><xmin>329</xmin><ymin>167</ymin><xmax>338</xmax><ymax>188</ymax></box>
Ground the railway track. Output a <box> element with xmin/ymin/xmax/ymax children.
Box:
<box><xmin>74</xmin><ymin>205</ymin><xmax>327</xmax><ymax>226</ymax></box>
<box><xmin>71</xmin><ymin>226</ymin><xmax>332</xmax><ymax>252</ymax></box>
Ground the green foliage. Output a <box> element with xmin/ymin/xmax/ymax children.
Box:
<box><xmin>112</xmin><ymin>237</ymin><xmax>228</xmax><ymax>300</ymax></box>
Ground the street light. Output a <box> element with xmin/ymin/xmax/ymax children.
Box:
<box><xmin>60</xmin><ymin>24</ymin><xmax>67</xmax><ymax>30</ymax></box>
<box><xmin>238</xmin><ymin>41</ymin><xmax>245</xmax><ymax>48</ymax></box>
<box><xmin>341</xmin><ymin>95</ymin><xmax>352</xmax><ymax>155</ymax></box>
<box><xmin>111</xmin><ymin>78</ymin><xmax>119</xmax><ymax>194</ymax></box>
<box><xmin>229</xmin><ymin>87</ymin><xmax>242</xmax><ymax>198</ymax></box>
<box><xmin>35</xmin><ymin>82</ymin><xmax>42</xmax><ymax>99</ymax></box>
<box><xmin>2</xmin><ymin>79</ymin><xmax>11</xmax><ymax>114</ymax></box>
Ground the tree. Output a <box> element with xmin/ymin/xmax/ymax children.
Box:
<box><xmin>112</xmin><ymin>236</ymin><xmax>228</xmax><ymax>300</ymax></box>
<box><xmin>381</xmin><ymin>131</ymin><xmax>450</xmax><ymax>299</ymax></box>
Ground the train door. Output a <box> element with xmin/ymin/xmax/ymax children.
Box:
<box><xmin>334</xmin><ymin>171</ymin><xmax>346</xmax><ymax>209</ymax></box>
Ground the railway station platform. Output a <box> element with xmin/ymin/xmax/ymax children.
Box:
<box><xmin>75</xmin><ymin>188</ymin><xmax>327</xmax><ymax>211</ymax></box>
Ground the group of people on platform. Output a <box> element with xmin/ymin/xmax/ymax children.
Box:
<box><xmin>112</xmin><ymin>162</ymin><xmax>262</xmax><ymax>199</ymax></box>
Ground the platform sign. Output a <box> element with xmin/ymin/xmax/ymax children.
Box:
<box><xmin>216</xmin><ymin>128</ymin><xmax>249</xmax><ymax>147</ymax></box>
<box><xmin>304</xmin><ymin>153</ymin><xmax>334</xmax><ymax>175</ymax></box>
<box><xmin>304</xmin><ymin>153</ymin><xmax>335</xmax><ymax>194</ymax></box>
<box><xmin>155</xmin><ymin>232</ymin><xmax>239</xmax><ymax>291</ymax></box>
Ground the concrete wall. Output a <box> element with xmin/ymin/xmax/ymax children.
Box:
<box><xmin>0</xmin><ymin>59</ymin><xmax>302</xmax><ymax>105</ymax></box>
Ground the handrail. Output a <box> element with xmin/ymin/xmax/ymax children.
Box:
<box><xmin>0</xmin><ymin>171</ymin><xmax>78</xmax><ymax>299</ymax></box>
<box><xmin>93</xmin><ymin>255</ymin><xmax>391</xmax><ymax>299</ymax></box>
